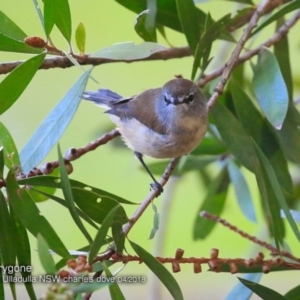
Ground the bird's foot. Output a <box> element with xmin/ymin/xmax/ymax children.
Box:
<box><xmin>150</xmin><ymin>182</ymin><xmax>163</xmax><ymax>197</ymax></box>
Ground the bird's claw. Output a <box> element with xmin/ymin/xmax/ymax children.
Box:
<box><xmin>150</xmin><ymin>182</ymin><xmax>163</xmax><ymax>197</ymax></box>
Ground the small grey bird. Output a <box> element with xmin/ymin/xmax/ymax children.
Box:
<box><xmin>83</xmin><ymin>78</ymin><xmax>208</xmax><ymax>195</ymax></box>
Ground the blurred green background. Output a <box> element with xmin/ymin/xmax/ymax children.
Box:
<box><xmin>1</xmin><ymin>0</ymin><xmax>300</xmax><ymax>299</ymax></box>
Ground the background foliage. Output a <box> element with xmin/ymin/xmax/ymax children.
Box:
<box><xmin>1</xmin><ymin>0</ymin><xmax>300</xmax><ymax>299</ymax></box>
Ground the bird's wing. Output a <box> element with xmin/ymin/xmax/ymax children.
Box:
<box><xmin>107</xmin><ymin>88</ymin><xmax>167</xmax><ymax>135</ymax></box>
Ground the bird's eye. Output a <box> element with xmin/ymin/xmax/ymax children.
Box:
<box><xmin>184</xmin><ymin>93</ymin><xmax>194</xmax><ymax>104</ymax></box>
<box><xmin>164</xmin><ymin>95</ymin><xmax>171</xmax><ymax>105</ymax></box>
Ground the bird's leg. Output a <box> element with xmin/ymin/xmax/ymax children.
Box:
<box><xmin>134</xmin><ymin>151</ymin><xmax>163</xmax><ymax>196</ymax></box>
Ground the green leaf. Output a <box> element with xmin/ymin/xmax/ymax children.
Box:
<box><xmin>193</xmin><ymin>167</ymin><xmax>230</xmax><ymax>239</ymax></box>
<box><xmin>130</xmin><ymin>240</ymin><xmax>183</xmax><ymax>300</ymax></box>
<box><xmin>211</xmin><ymin>101</ymin><xmax>257</xmax><ymax>172</ymax></box>
<box><xmin>18</xmin><ymin>175</ymin><xmax>135</xmax><ymax>204</ymax></box>
<box><xmin>192</xmin><ymin>13</ymin><xmax>233</xmax><ymax>79</ymax></box>
<box><xmin>149</xmin><ymin>202</ymin><xmax>159</xmax><ymax>239</ymax></box>
<box><xmin>227</xmin><ymin>160</ymin><xmax>256</xmax><ymax>223</ymax></box>
<box><xmin>58</xmin><ymin>144</ymin><xmax>92</xmax><ymax>244</ymax></box>
<box><xmin>10</xmin><ymin>209</ymin><xmax>37</xmax><ymax>300</ymax></box>
<box><xmin>75</xmin><ymin>22</ymin><xmax>86</xmax><ymax>54</ymax></box>
<box><xmin>0</xmin><ymin>10</ymin><xmax>27</xmax><ymax>40</ymax></box>
<box><xmin>134</xmin><ymin>10</ymin><xmax>157</xmax><ymax>42</ymax></box>
<box><xmin>274</xmin><ymin>18</ymin><xmax>293</xmax><ymax>100</ymax></box>
<box><xmin>112</xmin><ymin>221</ymin><xmax>125</xmax><ymax>254</ymax></box>
<box><xmin>37</xmin><ymin>234</ymin><xmax>56</xmax><ymax>274</ymax></box>
<box><xmin>238</xmin><ymin>277</ymin><xmax>288</xmax><ymax>300</ymax></box>
<box><xmin>0</xmin><ymin>122</ymin><xmax>20</xmax><ymax>169</ymax></box>
<box><xmin>0</xmin><ymin>147</ymin><xmax>4</xmax><ymax>179</ymax></box>
<box><xmin>230</xmin><ymin>78</ymin><xmax>293</xmax><ymax>203</ymax></box>
<box><xmin>0</xmin><ymin>191</ymin><xmax>17</xmax><ymax>266</ymax></box>
<box><xmin>252</xmin><ymin>47</ymin><xmax>289</xmax><ymax>129</ymax></box>
<box><xmin>0</xmin><ymin>11</ymin><xmax>42</xmax><ymax>54</ymax></box>
<box><xmin>6</xmin><ymin>169</ymin><xmax>71</xmax><ymax>259</ymax></box>
<box><xmin>253</xmin><ymin>141</ymin><xmax>300</xmax><ymax>242</ymax></box>
<box><xmin>88</xmin><ymin>205</ymin><xmax>122</xmax><ymax>264</ymax></box>
<box><xmin>175</xmin><ymin>0</ymin><xmax>200</xmax><ymax>52</ymax></box>
<box><xmin>93</xmin><ymin>42</ymin><xmax>167</xmax><ymax>60</ymax></box>
<box><xmin>72</xmin><ymin>188</ymin><xmax>128</xmax><ymax>225</ymax></box>
<box><xmin>115</xmin><ymin>0</ymin><xmax>206</xmax><ymax>33</ymax></box>
<box><xmin>252</xmin><ymin>0</ymin><xmax>300</xmax><ymax>36</ymax></box>
<box><xmin>0</xmin><ymin>53</ymin><xmax>46</xmax><ymax>115</ymax></box>
<box><xmin>226</xmin><ymin>273</ymin><xmax>262</xmax><ymax>300</ymax></box>
<box><xmin>48</xmin><ymin>0</ymin><xmax>72</xmax><ymax>42</ymax></box>
<box><xmin>20</xmin><ymin>68</ymin><xmax>92</xmax><ymax>172</ymax></box>
<box><xmin>275</xmin><ymin>104</ymin><xmax>300</xmax><ymax>163</ymax></box>
<box><xmin>44</xmin><ymin>0</ymin><xmax>55</xmax><ymax>36</ymax></box>
<box><xmin>285</xmin><ymin>284</ymin><xmax>300</xmax><ymax>300</ymax></box>
<box><xmin>103</xmin><ymin>262</ymin><xmax>126</xmax><ymax>300</ymax></box>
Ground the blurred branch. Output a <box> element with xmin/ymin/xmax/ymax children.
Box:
<box><xmin>0</xmin><ymin>0</ymin><xmax>291</xmax><ymax>76</ymax></box>
<box><xmin>200</xmin><ymin>211</ymin><xmax>300</xmax><ymax>264</ymax></box>
<box><xmin>206</xmin><ymin>0</ymin><xmax>281</xmax><ymax>110</ymax></box>
<box><xmin>199</xmin><ymin>9</ymin><xmax>300</xmax><ymax>88</ymax></box>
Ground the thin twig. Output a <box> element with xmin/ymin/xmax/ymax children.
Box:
<box><xmin>16</xmin><ymin>129</ymin><xmax>120</xmax><ymax>179</ymax></box>
<box><xmin>200</xmin><ymin>211</ymin><xmax>300</xmax><ymax>263</ymax></box>
<box><xmin>199</xmin><ymin>9</ymin><xmax>300</xmax><ymax>88</ymax></box>
<box><xmin>206</xmin><ymin>0</ymin><xmax>276</xmax><ymax>110</ymax></box>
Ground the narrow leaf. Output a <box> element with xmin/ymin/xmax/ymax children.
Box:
<box><xmin>285</xmin><ymin>284</ymin><xmax>300</xmax><ymax>299</ymax></box>
<box><xmin>20</xmin><ymin>68</ymin><xmax>92</xmax><ymax>171</ymax></box>
<box><xmin>149</xmin><ymin>202</ymin><xmax>159</xmax><ymax>239</ymax></box>
<box><xmin>194</xmin><ymin>167</ymin><xmax>230</xmax><ymax>239</ymax></box>
<box><xmin>274</xmin><ymin>18</ymin><xmax>293</xmax><ymax>100</ymax></box>
<box><xmin>103</xmin><ymin>262</ymin><xmax>126</xmax><ymax>300</ymax></box>
<box><xmin>0</xmin><ymin>122</ymin><xmax>20</xmax><ymax>169</ymax></box>
<box><xmin>253</xmin><ymin>141</ymin><xmax>300</xmax><ymax>242</ymax></box>
<box><xmin>18</xmin><ymin>175</ymin><xmax>135</xmax><ymax>204</ymax></box>
<box><xmin>44</xmin><ymin>0</ymin><xmax>55</xmax><ymax>36</ymax></box>
<box><xmin>112</xmin><ymin>221</ymin><xmax>125</xmax><ymax>254</ymax></box>
<box><xmin>115</xmin><ymin>0</ymin><xmax>207</xmax><ymax>33</ymax></box>
<box><xmin>226</xmin><ymin>273</ymin><xmax>262</xmax><ymax>300</ymax></box>
<box><xmin>6</xmin><ymin>169</ymin><xmax>71</xmax><ymax>258</ymax></box>
<box><xmin>58</xmin><ymin>144</ymin><xmax>92</xmax><ymax>244</ymax></box>
<box><xmin>175</xmin><ymin>0</ymin><xmax>200</xmax><ymax>52</ymax></box>
<box><xmin>53</xmin><ymin>0</ymin><xmax>72</xmax><ymax>43</ymax></box>
<box><xmin>252</xmin><ymin>47</ymin><xmax>289</xmax><ymax>129</ymax></box>
<box><xmin>0</xmin><ymin>147</ymin><xmax>3</xmax><ymax>179</ymax></box>
<box><xmin>0</xmin><ymin>191</ymin><xmax>17</xmax><ymax>266</ymax></box>
<box><xmin>211</xmin><ymin>101</ymin><xmax>257</xmax><ymax>172</ymax></box>
<box><xmin>230</xmin><ymin>78</ymin><xmax>293</xmax><ymax>202</ymax></box>
<box><xmin>37</xmin><ymin>234</ymin><xmax>56</xmax><ymax>274</ymax></box>
<box><xmin>276</xmin><ymin>104</ymin><xmax>300</xmax><ymax>163</ymax></box>
<box><xmin>92</xmin><ymin>42</ymin><xmax>167</xmax><ymax>60</ymax></box>
<box><xmin>238</xmin><ymin>277</ymin><xmax>288</xmax><ymax>300</ymax></box>
<box><xmin>0</xmin><ymin>10</ymin><xmax>27</xmax><ymax>40</ymax></box>
<box><xmin>75</xmin><ymin>22</ymin><xmax>86</xmax><ymax>54</ymax></box>
<box><xmin>88</xmin><ymin>205</ymin><xmax>122</xmax><ymax>264</ymax></box>
<box><xmin>10</xmin><ymin>209</ymin><xmax>37</xmax><ymax>300</ymax></box>
<box><xmin>0</xmin><ymin>53</ymin><xmax>46</xmax><ymax>115</ymax></box>
<box><xmin>227</xmin><ymin>160</ymin><xmax>256</xmax><ymax>223</ymax></box>
<box><xmin>134</xmin><ymin>10</ymin><xmax>157</xmax><ymax>42</ymax></box>
<box><xmin>130</xmin><ymin>240</ymin><xmax>183</xmax><ymax>300</ymax></box>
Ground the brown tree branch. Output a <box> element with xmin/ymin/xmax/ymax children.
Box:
<box><xmin>0</xmin><ymin>0</ymin><xmax>290</xmax><ymax>75</ymax></box>
<box><xmin>206</xmin><ymin>0</ymin><xmax>280</xmax><ymax>110</ymax></box>
<box><xmin>199</xmin><ymin>8</ymin><xmax>300</xmax><ymax>88</ymax></box>
<box><xmin>200</xmin><ymin>211</ymin><xmax>300</xmax><ymax>264</ymax></box>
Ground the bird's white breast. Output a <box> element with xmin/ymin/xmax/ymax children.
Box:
<box><xmin>110</xmin><ymin>115</ymin><xmax>207</xmax><ymax>158</ymax></box>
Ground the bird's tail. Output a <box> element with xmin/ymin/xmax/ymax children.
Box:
<box><xmin>82</xmin><ymin>89</ymin><xmax>123</xmax><ymax>109</ymax></box>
